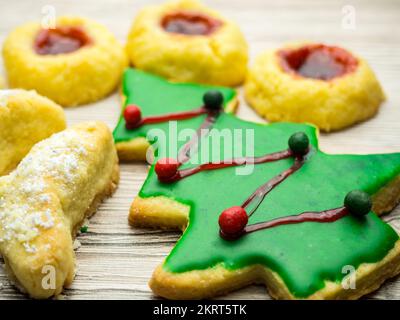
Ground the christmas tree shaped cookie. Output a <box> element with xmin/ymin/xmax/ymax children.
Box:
<box><xmin>113</xmin><ymin>69</ymin><xmax>237</xmax><ymax>161</ymax></box>
<box><xmin>115</xmin><ymin>69</ymin><xmax>400</xmax><ymax>299</ymax></box>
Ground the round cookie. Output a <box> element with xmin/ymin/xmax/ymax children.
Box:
<box><xmin>126</xmin><ymin>0</ymin><xmax>248</xmax><ymax>86</ymax></box>
<box><xmin>2</xmin><ymin>16</ymin><xmax>127</xmax><ymax>107</ymax></box>
<box><xmin>245</xmin><ymin>43</ymin><xmax>385</xmax><ymax>131</ymax></box>
<box><xmin>0</xmin><ymin>89</ymin><xmax>66</xmax><ymax>175</ymax></box>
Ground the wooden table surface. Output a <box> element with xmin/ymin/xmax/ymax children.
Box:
<box><xmin>1</xmin><ymin>0</ymin><xmax>400</xmax><ymax>300</ymax></box>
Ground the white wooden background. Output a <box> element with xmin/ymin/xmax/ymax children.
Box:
<box><xmin>0</xmin><ymin>0</ymin><xmax>400</xmax><ymax>299</ymax></box>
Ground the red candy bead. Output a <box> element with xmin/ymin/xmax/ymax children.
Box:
<box><xmin>155</xmin><ymin>158</ymin><xmax>180</xmax><ymax>181</ymax></box>
<box><xmin>124</xmin><ymin>105</ymin><xmax>142</xmax><ymax>128</ymax></box>
<box><xmin>218</xmin><ymin>206</ymin><xmax>248</xmax><ymax>238</ymax></box>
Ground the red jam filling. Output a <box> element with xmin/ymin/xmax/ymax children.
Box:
<box><xmin>161</xmin><ymin>11</ymin><xmax>222</xmax><ymax>35</ymax></box>
<box><xmin>278</xmin><ymin>44</ymin><xmax>358</xmax><ymax>80</ymax></box>
<box><xmin>34</xmin><ymin>26</ymin><xmax>91</xmax><ymax>55</ymax></box>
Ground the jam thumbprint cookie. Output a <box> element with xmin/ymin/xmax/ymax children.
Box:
<box><xmin>126</xmin><ymin>0</ymin><xmax>248</xmax><ymax>86</ymax></box>
<box><xmin>2</xmin><ymin>16</ymin><xmax>127</xmax><ymax>107</ymax></box>
<box><xmin>245</xmin><ymin>43</ymin><xmax>385</xmax><ymax>131</ymax></box>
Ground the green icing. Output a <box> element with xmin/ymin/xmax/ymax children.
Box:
<box><xmin>115</xmin><ymin>68</ymin><xmax>400</xmax><ymax>298</ymax></box>
<box><xmin>113</xmin><ymin>69</ymin><xmax>237</xmax><ymax>144</ymax></box>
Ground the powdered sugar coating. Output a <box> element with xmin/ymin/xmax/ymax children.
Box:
<box><xmin>0</xmin><ymin>129</ymin><xmax>89</xmax><ymax>252</ymax></box>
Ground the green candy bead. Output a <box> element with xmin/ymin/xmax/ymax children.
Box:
<box><xmin>344</xmin><ymin>190</ymin><xmax>372</xmax><ymax>217</ymax></box>
<box><xmin>203</xmin><ymin>90</ymin><xmax>224</xmax><ymax>110</ymax></box>
<box><xmin>288</xmin><ymin>132</ymin><xmax>310</xmax><ymax>155</ymax></box>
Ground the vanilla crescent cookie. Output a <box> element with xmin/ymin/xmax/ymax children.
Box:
<box><xmin>0</xmin><ymin>89</ymin><xmax>66</xmax><ymax>176</ymax></box>
<box><xmin>245</xmin><ymin>43</ymin><xmax>385</xmax><ymax>131</ymax></box>
<box><xmin>3</xmin><ymin>16</ymin><xmax>127</xmax><ymax>107</ymax></box>
<box><xmin>126</xmin><ymin>0</ymin><xmax>248</xmax><ymax>86</ymax></box>
<box><xmin>0</xmin><ymin>122</ymin><xmax>119</xmax><ymax>298</ymax></box>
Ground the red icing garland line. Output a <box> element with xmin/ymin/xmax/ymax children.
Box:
<box><xmin>242</xmin><ymin>156</ymin><xmax>304</xmax><ymax>216</ymax></box>
<box><xmin>126</xmin><ymin>106</ymin><xmax>207</xmax><ymax>129</ymax></box>
<box><xmin>177</xmin><ymin>110</ymin><xmax>220</xmax><ymax>164</ymax></box>
<box><xmin>244</xmin><ymin>207</ymin><xmax>348</xmax><ymax>235</ymax></box>
<box><xmin>168</xmin><ymin>149</ymin><xmax>293</xmax><ymax>182</ymax></box>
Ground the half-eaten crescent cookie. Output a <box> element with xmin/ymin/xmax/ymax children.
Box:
<box><xmin>0</xmin><ymin>121</ymin><xmax>119</xmax><ymax>298</ymax></box>
<box><xmin>0</xmin><ymin>89</ymin><xmax>66</xmax><ymax>176</ymax></box>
